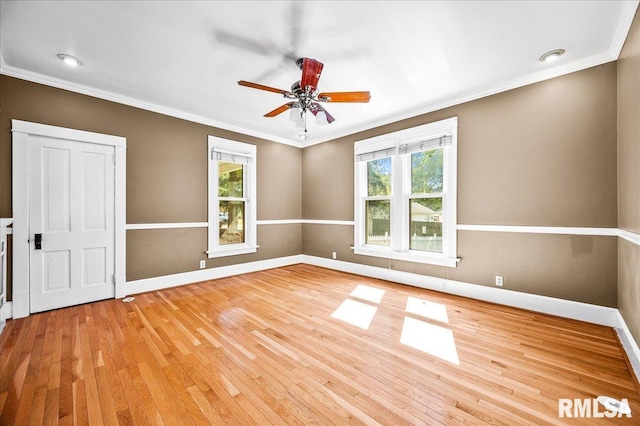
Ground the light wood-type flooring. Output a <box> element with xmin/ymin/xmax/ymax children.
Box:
<box><xmin>1</xmin><ymin>264</ymin><xmax>639</xmax><ymax>425</ymax></box>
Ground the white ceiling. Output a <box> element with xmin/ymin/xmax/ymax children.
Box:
<box><xmin>1</xmin><ymin>1</ymin><xmax>638</xmax><ymax>147</ymax></box>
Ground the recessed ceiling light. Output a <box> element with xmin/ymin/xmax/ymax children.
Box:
<box><xmin>539</xmin><ymin>49</ymin><xmax>565</xmax><ymax>63</ymax></box>
<box><xmin>57</xmin><ymin>53</ymin><xmax>83</xmax><ymax>67</ymax></box>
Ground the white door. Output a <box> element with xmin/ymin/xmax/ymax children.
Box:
<box><xmin>28</xmin><ymin>135</ymin><xmax>115</xmax><ymax>313</ymax></box>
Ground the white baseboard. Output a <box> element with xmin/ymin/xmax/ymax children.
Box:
<box><xmin>614</xmin><ymin>310</ymin><xmax>640</xmax><ymax>385</ymax></box>
<box><xmin>301</xmin><ymin>255</ymin><xmax>620</xmax><ymax>326</ymax></box>
<box><xmin>5</xmin><ymin>301</ymin><xmax>12</xmax><ymax>319</ymax></box>
<box><xmin>0</xmin><ymin>301</ymin><xmax>11</xmax><ymax>335</ymax></box>
<box><xmin>123</xmin><ymin>254</ymin><xmax>623</xmax><ymax>330</ymax></box>
<box><xmin>125</xmin><ymin>255</ymin><xmax>304</xmax><ymax>295</ymax></box>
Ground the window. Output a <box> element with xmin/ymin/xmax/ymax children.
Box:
<box><xmin>207</xmin><ymin>136</ymin><xmax>257</xmax><ymax>258</ymax></box>
<box><xmin>354</xmin><ymin>117</ymin><xmax>458</xmax><ymax>267</ymax></box>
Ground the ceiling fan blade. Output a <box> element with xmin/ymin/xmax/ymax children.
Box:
<box><xmin>238</xmin><ymin>80</ymin><xmax>292</xmax><ymax>96</ymax></box>
<box><xmin>264</xmin><ymin>102</ymin><xmax>295</xmax><ymax>117</ymax></box>
<box><xmin>300</xmin><ymin>58</ymin><xmax>324</xmax><ymax>92</ymax></box>
<box><xmin>310</xmin><ymin>102</ymin><xmax>335</xmax><ymax>124</ymax></box>
<box><xmin>216</xmin><ymin>31</ymin><xmax>277</xmax><ymax>56</ymax></box>
<box><xmin>286</xmin><ymin>2</ymin><xmax>303</xmax><ymax>58</ymax></box>
<box><xmin>317</xmin><ymin>91</ymin><xmax>371</xmax><ymax>103</ymax></box>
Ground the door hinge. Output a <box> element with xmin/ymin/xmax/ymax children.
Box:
<box><xmin>113</xmin><ymin>275</ymin><xmax>117</xmax><ymax>285</ymax></box>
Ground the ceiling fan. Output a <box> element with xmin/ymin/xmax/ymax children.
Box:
<box><xmin>238</xmin><ymin>57</ymin><xmax>371</xmax><ymax>139</ymax></box>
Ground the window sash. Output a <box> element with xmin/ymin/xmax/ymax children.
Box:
<box><xmin>218</xmin><ymin>164</ymin><xmax>245</xmax><ymax>200</ymax></box>
<box><xmin>365</xmin><ymin>198</ymin><xmax>391</xmax><ymax>247</ymax></box>
<box><xmin>408</xmin><ymin>196</ymin><xmax>444</xmax><ymax>253</ymax></box>
<box><xmin>218</xmin><ymin>199</ymin><xmax>245</xmax><ymax>246</ymax></box>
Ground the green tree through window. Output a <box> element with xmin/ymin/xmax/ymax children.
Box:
<box><xmin>411</xmin><ymin>149</ymin><xmax>443</xmax><ymax>194</ymax></box>
<box><xmin>367</xmin><ymin>157</ymin><xmax>391</xmax><ymax>196</ymax></box>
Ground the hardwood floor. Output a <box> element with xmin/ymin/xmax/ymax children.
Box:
<box><xmin>1</xmin><ymin>264</ymin><xmax>638</xmax><ymax>425</ymax></box>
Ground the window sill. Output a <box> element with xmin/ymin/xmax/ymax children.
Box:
<box><xmin>353</xmin><ymin>246</ymin><xmax>459</xmax><ymax>267</ymax></box>
<box><xmin>207</xmin><ymin>244</ymin><xmax>258</xmax><ymax>259</ymax></box>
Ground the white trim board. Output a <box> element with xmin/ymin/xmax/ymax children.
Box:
<box><xmin>615</xmin><ymin>311</ymin><xmax>640</xmax><ymax>385</ymax></box>
<box><xmin>123</xmin><ymin>222</ymin><xmax>640</xmax><ymax>248</ymax></box>
<box><xmin>125</xmin><ymin>220</ymin><xmax>355</xmax><ymax>229</ymax></box>
<box><xmin>257</xmin><ymin>219</ymin><xmax>354</xmax><ymax>226</ymax></box>
<box><xmin>2</xmin><ymin>302</ymin><xmax>12</xmax><ymax>321</ymax></box>
<box><xmin>301</xmin><ymin>219</ymin><xmax>355</xmax><ymax>226</ymax></box>
<box><xmin>457</xmin><ymin>225</ymin><xmax>640</xmax><ymax>247</ymax></box>
<box><xmin>123</xmin><ymin>253</ymin><xmax>620</xmax><ymax>326</ymax></box>
<box><xmin>125</xmin><ymin>255</ymin><xmax>303</xmax><ymax>295</ymax></box>
<box><xmin>256</xmin><ymin>220</ymin><xmax>302</xmax><ymax>226</ymax></box>
<box><xmin>0</xmin><ymin>65</ymin><xmax>301</xmax><ymax>148</ymax></box>
<box><xmin>619</xmin><ymin>229</ymin><xmax>640</xmax><ymax>246</ymax></box>
<box><xmin>11</xmin><ymin>120</ymin><xmax>126</xmax><ymax>147</ymax></box>
<box><xmin>457</xmin><ymin>224</ymin><xmax>619</xmax><ymax>236</ymax></box>
<box><xmin>126</xmin><ymin>222</ymin><xmax>208</xmax><ymax>230</ymax></box>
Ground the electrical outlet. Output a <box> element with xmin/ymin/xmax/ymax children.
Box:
<box><xmin>332</xmin><ymin>251</ymin><xmax>337</xmax><ymax>259</ymax></box>
<box><xmin>495</xmin><ymin>276</ymin><xmax>504</xmax><ymax>287</ymax></box>
<box><xmin>199</xmin><ymin>260</ymin><xmax>206</xmax><ymax>269</ymax></box>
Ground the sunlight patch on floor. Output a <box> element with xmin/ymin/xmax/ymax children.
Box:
<box><xmin>405</xmin><ymin>296</ymin><xmax>449</xmax><ymax>323</ymax></box>
<box><xmin>350</xmin><ymin>284</ymin><xmax>385</xmax><ymax>304</ymax></box>
<box><xmin>400</xmin><ymin>316</ymin><xmax>460</xmax><ymax>365</ymax></box>
<box><xmin>331</xmin><ymin>299</ymin><xmax>378</xmax><ymax>330</ymax></box>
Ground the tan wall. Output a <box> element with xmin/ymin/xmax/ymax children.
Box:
<box><xmin>303</xmin><ymin>62</ymin><xmax>619</xmax><ymax>306</ymax></box>
<box><xmin>302</xmin><ymin>140</ymin><xmax>354</xmax><ymax>220</ymax></box>
<box><xmin>127</xmin><ymin>225</ymin><xmax>302</xmax><ymax>281</ymax></box>
<box><xmin>618</xmin><ymin>9</ymin><xmax>640</xmax><ymax>342</ymax></box>
<box><xmin>0</xmin><ymin>75</ymin><xmax>302</xmax><ymax>285</ymax></box>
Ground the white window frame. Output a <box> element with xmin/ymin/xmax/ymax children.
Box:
<box><xmin>353</xmin><ymin>117</ymin><xmax>458</xmax><ymax>267</ymax></box>
<box><xmin>207</xmin><ymin>136</ymin><xmax>257</xmax><ymax>258</ymax></box>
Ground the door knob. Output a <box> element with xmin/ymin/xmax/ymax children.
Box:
<box><xmin>34</xmin><ymin>233</ymin><xmax>42</xmax><ymax>250</ymax></box>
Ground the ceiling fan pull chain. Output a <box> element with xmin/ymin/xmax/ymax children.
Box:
<box><xmin>304</xmin><ymin>108</ymin><xmax>308</xmax><ymax>135</ymax></box>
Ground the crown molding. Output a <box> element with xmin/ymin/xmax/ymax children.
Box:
<box><xmin>0</xmin><ymin>64</ymin><xmax>302</xmax><ymax>147</ymax></box>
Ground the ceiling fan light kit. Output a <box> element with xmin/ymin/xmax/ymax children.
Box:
<box><xmin>238</xmin><ymin>57</ymin><xmax>370</xmax><ymax>138</ymax></box>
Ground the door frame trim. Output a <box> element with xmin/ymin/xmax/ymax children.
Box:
<box><xmin>11</xmin><ymin>120</ymin><xmax>127</xmax><ymax>318</ymax></box>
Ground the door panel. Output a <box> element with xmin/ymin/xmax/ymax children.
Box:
<box><xmin>43</xmin><ymin>147</ymin><xmax>71</xmax><ymax>232</ymax></box>
<box><xmin>29</xmin><ymin>136</ymin><xmax>115</xmax><ymax>313</ymax></box>
<box><xmin>82</xmin><ymin>152</ymin><xmax>107</xmax><ymax>231</ymax></box>
<box><xmin>83</xmin><ymin>247</ymin><xmax>106</xmax><ymax>286</ymax></box>
<box><xmin>42</xmin><ymin>250</ymin><xmax>71</xmax><ymax>292</ymax></box>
